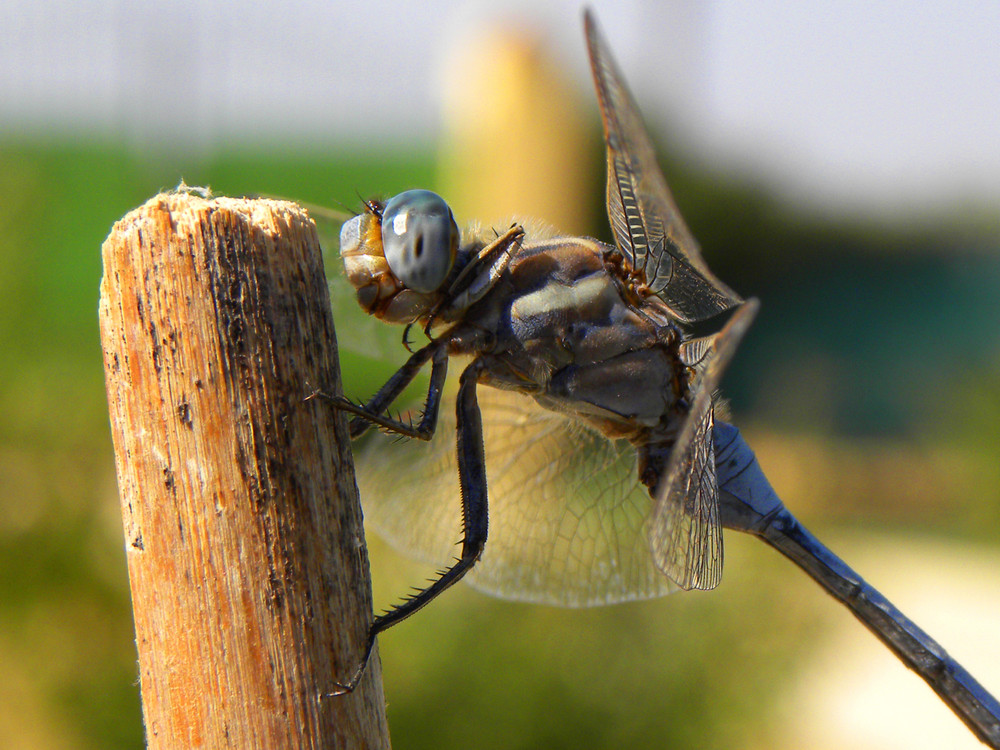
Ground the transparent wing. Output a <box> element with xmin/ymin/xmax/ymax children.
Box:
<box><xmin>356</xmin><ymin>384</ymin><xmax>676</xmax><ymax>606</ymax></box>
<box><xmin>649</xmin><ymin>299</ymin><xmax>759</xmax><ymax>589</ymax></box>
<box><xmin>584</xmin><ymin>11</ymin><xmax>742</xmax><ymax>324</ymax></box>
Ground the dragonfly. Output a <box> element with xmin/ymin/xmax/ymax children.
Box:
<box><xmin>315</xmin><ymin>10</ymin><xmax>1000</xmax><ymax>745</ymax></box>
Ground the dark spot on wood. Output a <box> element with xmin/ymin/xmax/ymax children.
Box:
<box><xmin>149</xmin><ymin>319</ymin><xmax>162</xmax><ymax>370</ymax></box>
<box><xmin>177</xmin><ymin>399</ymin><xmax>193</xmax><ymax>428</ymax></box>
<box><xmin>268</xmin><ymin>569</ymin><xmax>285</xmax><ymax>610</ymax></box>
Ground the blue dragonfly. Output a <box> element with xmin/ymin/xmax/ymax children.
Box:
<box><xmin>314</xmin><ymin>11</ymin><xmax>1000</xmax><ymax>746</ymax></box>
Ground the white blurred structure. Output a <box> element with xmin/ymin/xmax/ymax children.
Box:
<box><xmin>779</xmin><ymin>535</ymin><xmax>1000</xmax><ymax>750</ymax></box>
<box><xmin>2</xmin><ymin>0</ymin><xmax>997</xmax><ymax>213</ymax></box>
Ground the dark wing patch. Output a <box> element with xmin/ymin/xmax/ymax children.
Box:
<box><xmin>648</xmin><ymin>300</ymin><xmax>758</xmax><ymax>589</ymax></box>
<box><xmin>584</xmin><ymin>11</ymin><xmax>742</xmax><ymax>324</ymax></box>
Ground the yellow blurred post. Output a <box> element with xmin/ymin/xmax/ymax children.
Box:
<box><xmin>438</xmin><ymin>24</ymin><xmax>597</xmax><ymax>234</ymax></box>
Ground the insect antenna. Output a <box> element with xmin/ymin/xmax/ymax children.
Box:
<box><xmin>359</xmin><ymin>191</ymin><xmax>384</xmax><ymax>219</ymax></box>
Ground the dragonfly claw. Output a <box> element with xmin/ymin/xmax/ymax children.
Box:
<box><xmin>327</xmin><ymin>630</ymin><xmax>377</xmax><ymax>697</ymax></box>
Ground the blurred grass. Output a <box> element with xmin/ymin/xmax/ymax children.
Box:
<box><xmin>1</xmin><ymin>125</ymin><xmax>999</xmax><ymax>749</ymax></box>
<box><xmin>0</xmin><ymin>136</ymin><xmax>438</xmax><ymax>749</ymax></box>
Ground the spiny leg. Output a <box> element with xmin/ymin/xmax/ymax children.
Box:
<box><xmin>309</xmin><ymin>341</ymin><xmax>449</xmax><ymax>439</ymax></box>
<box><xmin>341</xmin><ymin>346</ymin><xmax>448</xmax><ymax>440</ymax></box>
<box><xmin>331</xmin><ymin>359</ymin><xmax>489</xmax><ymax>694</ymax></box>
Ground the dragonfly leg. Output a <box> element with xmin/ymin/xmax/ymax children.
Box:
<box><xmin>372</xmin><ymin>358</ymin><xmax>488</xmax><ymax>629</ymax></box>
<box><xmin>330</xmin><ymin>360</ymin><xmax>489</xmax><ymax>695</ymax></box>
<box><xmin>309</xmin><ymin>341</ymin><xmax>448</xmax><ymax>439</ymax></box>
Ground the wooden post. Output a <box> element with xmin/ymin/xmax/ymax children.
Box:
<box><xmin>99</xmin><ymin>192</ymin><xmax>390</xmax><ymax>749</ymax></box>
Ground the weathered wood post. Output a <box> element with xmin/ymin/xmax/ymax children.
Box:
<box><xmin>99</xmin><ymin>192</ymin><xmax>389</xmax><ymax>748</ymax></box>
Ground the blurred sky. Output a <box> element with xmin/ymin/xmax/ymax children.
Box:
<box><xmin>2</xmin><ymin>0</ymin><xmax>998</xmax><ymax>214</ymax></box>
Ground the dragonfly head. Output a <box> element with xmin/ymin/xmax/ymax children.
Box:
<box><xmin>340</xmin><ymin>189</ymin><xmax>460</xmax><ymax>324</ymax></box>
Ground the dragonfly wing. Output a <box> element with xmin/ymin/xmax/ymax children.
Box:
<box><xmin>649</xmin><ymin>299</ymin><xmax>759</xmax><ymax>589</ymax></box>
<box><xmin>356</xmin><ymin>383</ymin><xmax>676</xmax><ymax>606</ymax></box>
<box><xmin>584</xmin><ymin>11</ymin><xmax>742</xmax><ymax>323</ymax></box>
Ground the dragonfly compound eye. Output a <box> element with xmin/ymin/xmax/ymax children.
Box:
<box><xmin>381</xmin><ymin>189</ymin><xmax>459</xmax><ymax>294</ymax></box>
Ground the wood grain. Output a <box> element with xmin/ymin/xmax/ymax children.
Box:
<box><xmin>99</xmin><ymin>192</ymin><xmax>389</xmax><ymax>749</ymax></box>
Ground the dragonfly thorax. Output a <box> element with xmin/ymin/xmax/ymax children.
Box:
<box><xmin>462</xmin><ymin>235</ymin><xmax>693</xmax><ymax>439</ymax></box>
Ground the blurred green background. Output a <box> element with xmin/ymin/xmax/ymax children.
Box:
<box><xmin>2</xmin><ymin>3</ymin><xmax>1000</xmax><ymax>749</ymax></box>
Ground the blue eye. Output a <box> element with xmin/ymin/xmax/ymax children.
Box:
<box><xmin>381</xmin><ymin>190</ymin><xmax>459</xmax><ymax>293</ymax></box>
